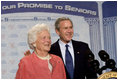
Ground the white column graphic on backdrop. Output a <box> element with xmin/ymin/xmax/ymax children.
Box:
<box><xmin>85</xmin><ymin>18</ymin><xmax>102</xmax><ymax>66</ymax></box>
<box><xmin>103</xmin><ymin>17</ymin><xmax>117</xmax><ymax>63</ymax></box>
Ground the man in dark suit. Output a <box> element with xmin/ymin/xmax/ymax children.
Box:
<box><xmin>49</xmin><ymin>17</ymin><xmax>97</xmax><ymax>79</ymax></box>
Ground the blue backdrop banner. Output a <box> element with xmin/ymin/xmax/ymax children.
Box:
<box><xmin>1</xmin><ymin>1</ymin><xmax>98</xmax><ymax>17</ymax></box>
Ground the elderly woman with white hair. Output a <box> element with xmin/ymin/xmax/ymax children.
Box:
<box><xmin>15</xmin><ymin>24</ymin><xmax>66</xmax><ymax>79</ymax></box>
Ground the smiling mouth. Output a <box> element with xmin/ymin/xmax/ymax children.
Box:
<box><xmin>45</xmin><ymin>44</ymin><xmax>50</xmax><ymax>47</ymax></box>
<box><xmin>66</xmin><ymin>34</ymin><xmax>73</xmax><ymax>37</ymax></box>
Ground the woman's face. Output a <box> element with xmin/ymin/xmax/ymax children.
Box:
<box><xmin>35</xmin><ymin>30</ymin><xmax>51</xmax><ymax>52</ymax></box>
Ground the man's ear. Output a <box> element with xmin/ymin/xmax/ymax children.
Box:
<box><xmin>55</xmin><ymin>29</ymin><xmax>60</xmax><ymax>36</ymax></box>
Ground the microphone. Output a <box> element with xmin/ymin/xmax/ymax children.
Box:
<box><xmin>86</xmin><ymin>51</ymin><xmax>101</xmax><ymax>74</ymax></box>
<box><xmin>98</xmin><ymin>50</ymin><xmax>117</xmax><ymax>72</ymax></box>
<box><xmin>106</xmin><ymin>59</ymin><xmax>117</xmax><ymax>71</ymax></box>
<box><xmin>98</xmin><ymin>50</ymin><xmax>109</xmax><ymax>62</ymax></box>
<box><xmin>89</xmin><ymin>60</ymin><xmax>100</xmax><ymax>72</ymax></box>
<box><xmin>86</xmin><ymin>51</ymin><xmax>95</xmax><ymax>62</ymax></box>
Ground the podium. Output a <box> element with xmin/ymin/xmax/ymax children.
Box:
<box><xmin>98</xmin><ymin>71</ymin><xmax>117</xmax><ymax>79</ymax></box>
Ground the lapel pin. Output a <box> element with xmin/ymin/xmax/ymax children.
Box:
<box><xmin>77</xmin><ymin>52</ymin><xmax>79</xmax><ymax>54</ymax></box>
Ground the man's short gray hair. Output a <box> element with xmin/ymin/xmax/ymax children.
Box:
<box><xmin>28</xmin><ymin>23</ymin><xmax>50</xmax><ymax>50</ymax></box>
<box><xmin>55</xmin><ymin>17</ymin><xmax>73</xmax><ymax>31</ymax></box>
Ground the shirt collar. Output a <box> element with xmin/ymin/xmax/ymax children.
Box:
<box><xmin>59</xmin><ymin>39</ymin><xmax>72</xmax><ymax>48</ymax></box>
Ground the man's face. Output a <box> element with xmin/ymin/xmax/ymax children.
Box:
<box><xmin>56</xmin><ymin>20</ymin><xmax>74</xmax><ymax>43</ymax></box>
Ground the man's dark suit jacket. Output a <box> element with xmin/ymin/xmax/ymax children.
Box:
<box><xmin>49</xmin><ymin>39</ymin><xmax>97</xmax><ymax>79</ymax></box>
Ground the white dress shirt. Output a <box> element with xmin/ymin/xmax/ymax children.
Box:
<box><xmin>59</xmin><ymin>40</ymin><xmax>75</xmax><ymax>67</ymax></box>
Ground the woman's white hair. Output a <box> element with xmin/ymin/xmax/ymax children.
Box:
<box><xmin>28</xmin><ymin>23</ymin><xmax>50</xmax><ymax>50</ymax></box>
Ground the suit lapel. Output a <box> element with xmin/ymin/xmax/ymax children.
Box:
<box><xmin>72</xmin><ymin>40</ymin><xmax>81</xmax><ymax>76</ymax></box>
<box><xmin>72</xmin><ymin>40</ymin><xmax>80</xmax><ymax>54</ymax></box>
